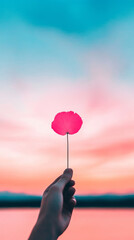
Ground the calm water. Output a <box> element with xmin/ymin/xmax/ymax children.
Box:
<box><xmin>0</xmin><ymin>209</ymin><xmax>134</xmax><ymax>240</ymax></box>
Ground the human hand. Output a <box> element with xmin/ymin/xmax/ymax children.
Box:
<box><xmin>28</xmin><ymin>168</ymin><xmax>76</xmax><ymax>240</ymax></box>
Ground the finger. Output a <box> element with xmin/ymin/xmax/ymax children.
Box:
<box><xmin>68</xmin><ymin>197</ymin><xmax>77</xmax><ymax>214</ymax></box>
<box><xmin>55</xmin><ymin>168</ymin><xmax>73</xmax><ymax>191</ymax></box>
<box><xmin>65</xmin><ymin>180</ymin><xmax>75</xmax><ymax>188</ymax></box>
<box><xmin>68</xmin><ymin>187</ymin><xmax>76</xmax><ymax>197</ymax></box>
<box><xmin>63</xmin><ymin>180</ymin><xmax>75</xmax><ymax>194</ymax></box>
<box><xmin>44</xmin><ymin>175</ymin><xmax>62</xmax><ymax>193</ymax></box>
<box><xmin>64</xmin><ymin>187</ymin><xmax>76</xmax><ymax>201</ymax></box>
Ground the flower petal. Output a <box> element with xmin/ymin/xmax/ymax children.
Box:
<box><xmin>51</xmin><ymin>111</ymin><xmax>83</xmax><ymax>135</ymax></box>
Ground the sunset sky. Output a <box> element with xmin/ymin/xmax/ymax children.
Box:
<box><xmin>0</xmin><ymin>0</ymin><xmax>134</xmax><ymax>197</ymax></box>
<box><xmin>1</xmin><ymin>1</ymin><xmax>134</xmax><ymax>240</ymax></box>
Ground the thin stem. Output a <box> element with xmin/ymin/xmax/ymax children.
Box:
<box><xmin>67</xmin><ymin>133</ymin><xmax>69</xmax><ymax>168</ymax></box>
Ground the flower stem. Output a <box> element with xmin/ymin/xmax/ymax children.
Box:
<box><xmin>67</xmin><ymin>133</ymin><xmax>69</xmax><ymax>168</ymax></box>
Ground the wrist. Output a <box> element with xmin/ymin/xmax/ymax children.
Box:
<box><xmin>28</xmin><ymin>218</ymin><xmax>58</xmax><ymax>240</ymax></box>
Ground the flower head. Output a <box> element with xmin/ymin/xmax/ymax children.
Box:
<box><xmin>51</xmin><ymin>111</ymin><xmax>83</xmax><ymax>135</ymax></box>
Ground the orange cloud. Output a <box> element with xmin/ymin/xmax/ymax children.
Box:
<box><xmin>0</xmin><ymin>76</ymin><xmax>134</xmax><ymax>194</ymax></box>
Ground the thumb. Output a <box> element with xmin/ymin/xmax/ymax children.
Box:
<box><xmin>55</xmin><ymin>168</ymin><xmax>73</xmax><ymax>191</ymax></box>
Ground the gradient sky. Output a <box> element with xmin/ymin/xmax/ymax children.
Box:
<box><xmin>0</xmin><ymin>0</ymin><xmax>134</xmax><ymax>195</ymax></box>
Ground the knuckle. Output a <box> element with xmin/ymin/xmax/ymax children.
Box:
<box><xmin>70</xmin><ymin>180</ymin><xmax>75</xmax><ymax>185</ymax></box>
<box><xmin>69</xmin><ymin>187</ymin><xmax>76</xmax><ymax>194</ymax></box>
<box><xmin>72</xmin><ymin>187</ymin><xmax>76</xmax><ymax>192</ymax></box>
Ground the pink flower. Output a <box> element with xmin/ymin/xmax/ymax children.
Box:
<box><xmin>51</xmin><ymin>111</ymin><xmax>83</xmax><ymax>135</ymax></box>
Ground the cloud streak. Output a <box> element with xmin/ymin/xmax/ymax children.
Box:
<box><xmin>0</xmin><ymin>76</ymin><xmax>134</xmax><ymax>194</ymax></box>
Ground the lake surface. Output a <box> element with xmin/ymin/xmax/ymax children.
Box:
<box><xmin>0</xmin><ymin>209</ymin><xmax>134</xmax><ymax>240</ymax></box>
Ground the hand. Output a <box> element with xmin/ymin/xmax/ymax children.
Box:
<box><xmin>28</xmin><ymin>168</ymin><xmax>76</xmax><ymax>240</ymax></box>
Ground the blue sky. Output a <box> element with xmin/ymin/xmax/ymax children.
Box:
<box><xmin>1</xmin><ymin>0</ymin><xmax>134</xmax><ymax>33</ymax></box>
<box><xmin>0</xmin><ymin>0</ymin><xmax>134</xmax><ymax>84</ymax></box>
<box><xmin>0</xmin><ymin>1</ymin><xmax>134</xmax><ymax>126</ymax></box>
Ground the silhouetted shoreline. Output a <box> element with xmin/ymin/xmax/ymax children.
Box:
<box><xmin>0</xmin><ymin>191</ymin><xmax>134</xmax><ymax>208</ymax></box>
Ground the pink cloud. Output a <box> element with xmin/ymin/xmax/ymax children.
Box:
<box><xmin>0</xmin><ymin>67</ymin><xmax>134</xmax><ymax>193</ymax></box>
